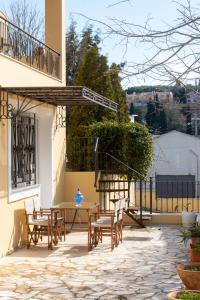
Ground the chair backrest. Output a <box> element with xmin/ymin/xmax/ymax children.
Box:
<box><xmin>114</xmin><ymin>198</ymin><xmax>126</xmax><ymax>223</ymax></box>
<box><xmin>24</xmin><ymin>198</ymin><xmax>34</xmax><ymax>214</ymax></box>
<box><xmin>33</xmin><ymin>196</ymin><xmax>41</xmax><ymax>212</ymax></box>
<box><xmin>24</xmin><ymin>198</ymin><xmax>34</xmax><ymax>223</ymax></box>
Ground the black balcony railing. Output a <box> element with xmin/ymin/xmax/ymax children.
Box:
<box><xmin>0</xmin><ymin>15</ymin><xmax>60</xmax><ymax>79</ymax></box>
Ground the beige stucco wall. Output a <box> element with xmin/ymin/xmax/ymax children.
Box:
<box><xmin>0</xmin><ymin>1</ymin><xmax>67</xmax><ymax>256</ymax></box>
<box><xmin>53</xmin><ymin>116</ymin><xmax>66</xmax><ymax>205</ymax></box>
<box><xmin>0</xmin><ymin>120</ymin><xmax>26</xmax><ymax>257</ymax></box>
<box><xmin>0</xmin><ymin>54</ymin><xmax>63</xmax><ymax>87</ymax></box>
<box><xmin>45</xmin><ymin>0</ymin><xmax>66</xmax><ymax>85</ymax></box>
<box><xmin>64</xmin><ymin>172</ymin><xmax>99</xmax><ymax>204</ymax></box>
<box><xmin>63</xmin><ymin>172</ymin><xmax>99</xmax><ymax>223</ymax></box>
<box><xmin>0</xmin><ymin>0</ymin><xmax>66</xmax><ymax>87</ymax></box>
<box><xmin>0</xmin><ymin>103</ymin><xmax>66</xmax><ymax>257</ymax></box>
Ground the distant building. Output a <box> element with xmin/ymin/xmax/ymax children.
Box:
<box><xmin>149</xmin><ymin>130</ymin><xmax>200</xmax><ymax>183</ymax></box>
<box><xmin>186</xmin><ymin>91</ymin><xmax>200</xmax><ymax>103</ymax></box>
<box><xmin>126</xmin><ymin>91</ymin><xmax>174</xmax><ymax>109</ymax></box>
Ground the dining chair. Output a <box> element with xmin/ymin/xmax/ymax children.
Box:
<box><xmin>24</xmin><ymin>198</ymin><xmax>63</xmax><ymax>249</ymax></box>
<box><xmin>88</xmin><ymin>198</ymin><xmax>126</xmax><ymax>251</ymax></box>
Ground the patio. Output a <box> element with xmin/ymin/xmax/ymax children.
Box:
<box><xmin>0</xmin><ymin>226</ymin><xmax>187</xmax><ymax>300</ymax></box>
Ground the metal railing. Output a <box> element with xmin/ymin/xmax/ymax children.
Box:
<box><xmin>0</xmin><ymin>15</ymin><xmax>60</xmax><ymax>79</ymax></box>
<box><xmin>134</xmin><ymin>179</ymin><xmax>200</xmax><ymax>213</ymax></box>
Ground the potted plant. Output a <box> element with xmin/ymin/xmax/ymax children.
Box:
<box><xmin>180</xmin><ymin>226</ymin><xmax>200</xmax><ymax>262</ymax></box>
<box><xmin>190</xmin><ymin>240</ymin><xmax>200</xmax><ymax>262</ymax></box>
<box><xmin>176</xmin><ymin>264</ymin><xmax>200</xmax><ymax>290</ymax></box>
<box><xmin>167</xmin><ymin>290</ymin><xmax>200</xmax><ymax>299</ymax></box>
<box><xmin>175</xmin><ymin>203</ymin><xmax>196</xmax><ymax>228</ymax></box>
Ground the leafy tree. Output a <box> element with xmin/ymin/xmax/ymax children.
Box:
<box><xmin>186</xmin><ymin>113</ymin><xmax>192</xmax><ymax>135</ymax></box>
<box><xmin>110</xmin><ymin>63</ymin><xmax>129</xmax><ymax>122</ymax></box>
<box><xmin>72</xmin><ymin>46</ymin><xmax>115</xmax><ymax>125</ymax></box>
<box><xmin>77</xmin><ymin>26</ymin><xmax>99</xmax><ymax>67</ymax></box>
<box><xmin>165</xmin><ymin>108</ymin><xmax>184</xmax><ymax>132</ymax></box>
<box><xmin>65</xmin><ymin>20</ymin><xmax>79</xmax><ymax>85</ymax></box>
<box><xmin>146</xmin><ymin>101</ymin><xmax>156</xmax><ymax>131</ymax></box>
<box><xmin>129</xmin><ymin>103</ymin><xmax>135</xmax><ymax>115</ymax></box>
<box><xmin>66</xmin><ymin>24</ymin><xmax>129</xmax><ymax>136</ymax></box>
<box><xmin>87</xmin><ymin>121</ymin><xmax>153</xmax><ymax>179</ymax></box>
<box><xmin>159</xmin><ymin>109</ymin><xmax>167</xmax><ymax>134</ymax></box>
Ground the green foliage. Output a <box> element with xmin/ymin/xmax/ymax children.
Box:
<box><xmin>180</xmin><ymin>225</ymin><xmax>200</xmax><ymax>246</ymax></box>
<box><xmin>65</xmin><ymin>20</ymin><xmax>79</xmax><ymax>85</ymax></box>
<box><xmin>185</xmin><ymin>265</ymin><xmax>200</xmax><ymax>271</ymax></box>
<box><xmin>87</xmin><ymin>121</ymin><xmax>153</xmax><ymax>179</ymax></box>
<box><xmin>66</xmin><ymin>23</ymin><xmax>130</xmax><ymax>157</ymax></box>
<box><xmin>110</xmin><ymin>63</ymin><xmax>129</xmax><ymax>122</ymax></box>
<box><xmin>176</xmin><ymin>291</ymin><xmax>200</xmax><ymax>299</ymax></box>
<box><xmin>129</xmin><ymin>103</ymin><xmax>135</xmax><ymax>115</ymax></box>
<box><xmin>145</xmin><ymin>99</ymin><xmax>168</xmax><ymax>134</ymax></box>
<box><xmin>165</xmin><ymin>108</ymin><xmax>185</xmax><ymax>132</ymax></box>
<box><xmin>192</xmin><ymin>240</ymin><xmax>200</xmax><ymax>253</ymax></box>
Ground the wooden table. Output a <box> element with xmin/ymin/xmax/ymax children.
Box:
<box><xmin>52</xmin><ymin>202</ymin><xmax>100</xmax><ymax>240</ymax></box>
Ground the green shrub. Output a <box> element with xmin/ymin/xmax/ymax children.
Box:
<box><xmin>87</xmin><ymin>121</ymin><xmax>153</xmax><ymax>178</ymax></box>
<box><xmin>66</xmin><ymin>121</ymin><xmax>153</xmax><ymax>178</ymax></box>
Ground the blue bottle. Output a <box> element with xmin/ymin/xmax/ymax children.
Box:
<box><xmin>74</xmin><ymin>188</ymin><xmax>84</xmax><ymax>207</ymax></box>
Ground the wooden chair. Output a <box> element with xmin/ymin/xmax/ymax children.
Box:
<box><xmin>33</xmin><ymin>196</ymin><xmax>51</xmax><ymax>219</ymax></box>
<box><xmin>24</xmin><ymin>198</ymin><xmax>63</xmax><ymax>249</ymax></box>
<box><xmin>88</xmin><ymin>198</ymin><xmax>126</xmax><ymax>251</ymax></box>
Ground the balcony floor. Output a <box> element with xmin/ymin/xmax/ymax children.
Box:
<box><xmin>0</xmin><ymin>226</ymin><xmax>187</xmax><ymax>300</ymax></box>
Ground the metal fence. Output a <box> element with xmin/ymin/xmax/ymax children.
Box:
<box><xmin>134</xmin><ymin>178</ymin><xmax>200</xmax><ymax>213</ymax></box>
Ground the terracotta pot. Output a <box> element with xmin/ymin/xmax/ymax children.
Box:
<box><xmin>189</xmin><ymin>245</ymin><xmax>200</xmax><ymax>262</ymax></box>
<box><xmin>191</xmin><ymin>237</ymin><xmax>200</xmax><ymax>246</ymax></box>
<box><xmin>167</xmin><ymin>290</ymin><xmax>200</xmax><ymax>300</ymax></box>
<box><xmin>177</xmin><ymin>264</ymin><xmax>200</xmax><ymax>290</ymax></box>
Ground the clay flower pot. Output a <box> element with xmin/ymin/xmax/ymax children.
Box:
<box><xmin>189</xmin><ymin>245</ymin><xmax>200</xmax><ymax>262</ymax></box>
<box><xmin>167</xmin><ymin>290</ymin><xmax>200</xmax><ymax>299</ymax></box>
<box><xmin>168</xmin><ymin>290</ymin><xmax>200</xmax><ymax>299</ymax></box>
<box><xmin>177</xmin><ymin>264</ymin><xmax>200</xmax><ymax>290</ymax></box>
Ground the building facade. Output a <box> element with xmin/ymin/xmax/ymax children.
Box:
<box><xmin>0</xmin><ymin>0</ymin><xmax>117</xmax><ymax>257</ymax></box>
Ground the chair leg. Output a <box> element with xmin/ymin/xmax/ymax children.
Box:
<box><xmin>111</xmin><ymin>227</ymin><xmax>114</xmax><ymax>250</ymax></box>
<box><xmin>26</xmin><ymin>225</ymin><xmax>31</xmax><ymax>249</ymax></box>
<box><xmin>48</xmin><ymin>224</ymin><xmax>53</xmax><ymax>250</ymax></box>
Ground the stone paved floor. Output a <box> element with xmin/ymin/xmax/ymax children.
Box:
<box><xmin>0</xmin><ymin>226</ymin><xmax>188</xmax><ymax>300</ymax></box>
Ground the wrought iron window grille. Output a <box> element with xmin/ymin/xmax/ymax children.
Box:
<box><xmin>0</xmin><ymin>89</ymin><xmax>16</xmax><ymax>119</ymax></box>
<box><xmin>11</xmin><ymin>113</ymin><xmax>37</xmax><ymax>189</ymax></box>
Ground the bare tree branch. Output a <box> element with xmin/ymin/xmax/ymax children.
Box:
<box><xmin>107</xmin><ymin>0</ymin><xmax>133</xmax><ymax>9</ymax></box>
<box><xmin>76</xmin><ymin>0</ymin><xmax>200</xmax><ymax>85</ymax></box>
<box><xmin>5</xmin><ymin>0</ymin><xmax>43</xmax><ymax>40</ymax></box>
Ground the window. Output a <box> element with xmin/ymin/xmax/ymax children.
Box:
<box><xmin>11</xmin><ymin>114</ymin><xmax>36</xmax><ymax>189</ymax></box>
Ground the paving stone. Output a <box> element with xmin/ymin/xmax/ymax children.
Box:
<box><xmin>0</xmin><ymin>226</ymin><xmax>186</xmax><ymax>300</ymax></box>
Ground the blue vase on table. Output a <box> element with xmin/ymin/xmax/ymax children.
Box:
<box><xmin>74</xmin><ymin>188</ymin><xmax>84</xmax><ymax>207</ymax></box>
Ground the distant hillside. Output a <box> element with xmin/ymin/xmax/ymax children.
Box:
<box><xmin>126</xmin><ymin>85</ymin><xmax>195</xmax><ymax>95</ymax></box>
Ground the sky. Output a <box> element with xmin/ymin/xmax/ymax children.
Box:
<box><xmin>1</xmin><ymin>0</ymin><xmax>200</xmax><ymax>87</ymax></box>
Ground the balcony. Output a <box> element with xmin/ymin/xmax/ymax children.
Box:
<box><xmin>0</xmin><ymin>15</ymin><xmax>60</xmax><ymax>80</ymax></box>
